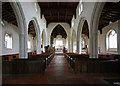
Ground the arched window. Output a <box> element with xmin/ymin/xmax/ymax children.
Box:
<box><xmin>56</xmin><ymin>39</ymin><xmax>63</xmax><ymax>46</ymax></box>
<box><xmin>108</xmin><ymin>30</ymin><xmax>117</xmax><ymax>48</ymax></box>
<box><xmin>106</xmin><ymin>30</ymin><xmax>117</xmax><ymax>51</ymax></box>
<box><xmin>5</xmin><ymin>33</ymin><xmax>12</xmax><ymax>49</ymax></box>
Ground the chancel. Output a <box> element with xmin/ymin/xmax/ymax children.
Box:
<box><xmin>1</xmin><ymin>0</ymin><xmax>120</xmax><ymax>85</ymax></box>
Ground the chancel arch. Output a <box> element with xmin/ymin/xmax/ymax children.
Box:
<box><xmin>51</xmin><ymin>24</ymin><xmax>67</xmax><ymax>52</ymax></box>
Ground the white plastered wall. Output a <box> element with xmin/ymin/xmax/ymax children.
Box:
<box><xmin>98</xmin><ymin>21</ymin><xmax>118</xmax><ymax>54</ymax></box>
<box><xmin>1</xmin><ymin>21</ymin><xmax>19</xmax><ymax>55</ymax></box>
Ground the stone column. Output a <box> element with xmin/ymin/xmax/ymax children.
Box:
<box><xmin>67</xmin><ymin>36</ymin><xmax>71</xmax><ymax>52</ymax></box>
<box><xmin>71</xmin><ymin>38</ymin><xmax>73</xmax><ymax>53</ymax></box>
<box><xmin>24</xmin><ymin>30</ymin><xmax>28</xmax><ymax>58</ymax></box>
<box><xmin>19</xmin><ymin>33</ymin><xmax>25</xmax><ymax>58</ymax></box>
<box><xmin>77</xmin><ymin>36</ymin><xmax>82</xmax><ymax>54</ymax></box>
<box><xmin>117</xmin><ymin>20</ymin><xmax>120</xmax><ymax>54</ymax></box>
<box><xmin>76</xmin><ymin>40</ymin><xmax>79</xmax><ymax>53</ymax></box>
<box><xmin>19</xmin><ymin>23</ymin><xmax>28</xmax><ymax>59</ymax></box>
<box><xmin>43</xmin><ymin>37</ymin><xmax>45</xmax><ymax>53</ymax></box>
<box><xmin>37</xmin><ymin>34</ymin><xmax>41</xmax><ymax>54</ymax></box>
<box><xmin>89</xmin><ymin>30</ymin><xmax>98</xmax><ymax>58</ymax></box>
<box><xmin>79</xmin><ymin>39</ymin><xmax>82</xmax><ymax>54</ymax></box>
<box><xmin>68</xmin><ymin>41</ymin><xmax>71</xmax><ymax>52</ymax></box>
<box><xmin>88</xmin><ymin>38</ymin><xmax>90</xmax><ymax>54</ymax></box>
<box><xmin>11</xmin><ymin>2</ymin><xmax>28</xmax><ymax>59</ymax></box>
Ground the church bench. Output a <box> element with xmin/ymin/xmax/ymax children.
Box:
<box><xmin>2</xmin><ymin>54</ymin><xmax>19</xmax><ymax>61</ymax></box>
<box><xmin>29</xmin><ymin>54</ymin><xmax>48</xmax><ymax>69</ymax></box>
<box><xmin>113</xmin><ymin>54</ymin><xmax>120</xmax><ymax>60</ymax></box>
<box><xmin>65</xmin><ymin>53</ymin><xmax>120</xmax><ymax>73</ymax></box>
<box><xmin>65</xmin><ymin>53</ymin><xmax>120</xmax><ymax>60</ymax></box>
<box><xmin>64</xmin><ymin>53</ymin><xmax>89</xmax><ymax>69</ymax></box>
<box><xmin>2</xmin><ymin>59</ymin><xmax>45</xmax><ymax>74</ymax></box>
<box><xmin>2</xmin><ymin>51</ymin><xmax>47</xmax><ymax>61</ymax></box>
<box><xmin>98</xmin><ymin>54</ymin><xmax>120</xmax><ymax>60</ymax></box>
<box><xmin>29</xmin><ymin>53</ymin><xmax>54</xmax><ymax>67</ymax></box>
<box><xmin>2</xmin><ymin>52</ymin><xmax>35</xmax><ymax>61</ymax></box>
<box><xmin>74</xmin><ymin>59</ymin><xmax>120</xmax><ymax>73</ymax></box>
<box><xmin>2</xmin><ymin>53</ymin><xmax>55</xmax><ymax>74</ymax></box>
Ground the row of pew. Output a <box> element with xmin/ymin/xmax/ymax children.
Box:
<box><xmin>2</xmin><ymin>52</ymin><xmax>54</xmax><ymax>74</ymax></box>
<box><xmin>2</xmin><ymin>52</ymin><xmax>37</xmax><ymax>61</ymax></box>
<box><xmin>65</xmin><ymin>53</ymin><xmax>120</xmax><ymax>73</ymax></box>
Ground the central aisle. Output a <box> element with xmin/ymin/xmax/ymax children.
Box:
<box><xmin>44</xmin><ymin>55</ymin><xmax>75</xmax><ymax>84</ymax></box>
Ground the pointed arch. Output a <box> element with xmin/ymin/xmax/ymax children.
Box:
<box><xmin>50</xmin><ymin>24</ymin><xmax>68</xmax><ymax>51</ymax></box>
<box><xmin>50</xmin><ymin>23</ymin><xmax>69</xmax><ymax>39</ymax></box>
<box><xmin>77</xmin><ymin>17</ymin><xmax>89</xmax><ymax>54</ymax></box>
<box><xmin>89</xmin><ymin>2</ymin><xmax>105</xmax><ymax>58</ymax></box>
<box><xmin>27</xmin><ymin>17</ymin><xmax>41</xmax><ymax>54</ymax></box>
<box><xmin>49</xmin><ymin>23</ymin><xmax>68</xmax><ymax>46</ymax></box>
<box><xmin>10</xmin><ymin>2</ymin><xmax>27</xmax><ymax>58</ymax></box>
<box><xmin>106</xmin><ymin>29</ymin><xmax>117</xmax><ymax>52</ymax></box>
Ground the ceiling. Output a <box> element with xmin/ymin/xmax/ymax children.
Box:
<box><xmin>2</xmin><ymin>2</ymin><xmax>120</xmax><ymax>36</ymax></box>
<box><xmin>51</xmin><ymin>24</ymin><xmax>67</xmax><ymax>38</ymax></box>
<box><xmin>2</xmin><ymin>2</ymin><xmax>18</xmax><ymax>26</ymax></box>
<box><xmin>99</xmin><ymin>2</ymin><xmax>120</xmax><ymax>34</ymax></box>
<box><xmin>38</xmin><ymin>2</ymin><xmax>78</xmax><ymax>26</ymax></box>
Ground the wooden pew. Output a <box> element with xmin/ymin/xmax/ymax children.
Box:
<box><xmin>2</xmin><ymin>51</ymin><xmax>38</xmax><ymax>61</ymax></box>
<box><xmin>64</xmin><ymin>53</ymin><xmax>89</xmax><ymax>70</ymax></box>
<box><xmin>2</xmin><ymin>54</ymin><xmax>19</xmax><ymax>61</ymax></box>
<box><xmin>74</xmin><ymin>59</ymin><xmax>120</xmax><ymax>73</ymax></box>
<box><xmin>2</xmin><ymin>59</ymin><xmax>45</xmax><ymax>74</ymax></box>
<box><xmin>65</xmin><ymin>53</ymin><xmax>120</xmax><ymax>74</ymax></box>
<box><xmin>2</xmin><ymin>53</ymin><xmax>55</xmax><ymax>74</ymax></box>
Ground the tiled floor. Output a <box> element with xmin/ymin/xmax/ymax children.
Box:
<box><xmin>2</xmin><ymin>54</ymin><xmax>120</xmax><ymax>85</ymax></box>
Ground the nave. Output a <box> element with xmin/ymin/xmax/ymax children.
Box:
<box><xmin>3</xmin><ymin>54</ymin><xmax>120</xmax><ymax>85</ymax></box>
<box><xmin>1</xmin><ymin>1</ymin><xmax>120</xmax><ymax>86</ymax></box>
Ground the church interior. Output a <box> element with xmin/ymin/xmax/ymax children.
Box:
<box><xmin>1</xmin><ymin>0</ymin><xmax>120</xmax><ymax>86</ymax></box>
